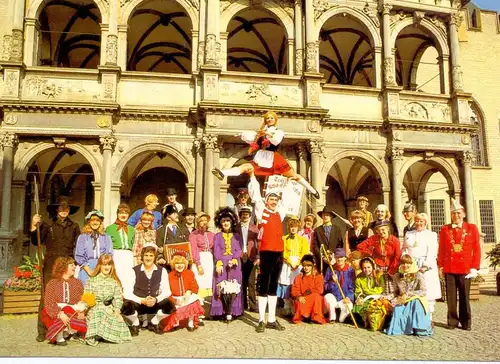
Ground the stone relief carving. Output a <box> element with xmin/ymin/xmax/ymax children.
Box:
<box><xmin>450</xmin><ymin>13</ymin><xmax>463</xmax><ymax>28</ymax></box>
<box><xmin>461</xmin><ymin>134</ymin><xmax>470</xmax><ymax>145</ymax></box>
<box><xmin>390</xmin><ymin>11</ymin><xmax>411</xmax><ymax>28</ymax></box>
<box><xmin>313</xmin><ymin>0</ymin><xmax>337</xmax><ymax>21</ymax></box>
<box><xmin>379</xmin><ymin>4</ymin><xmax>392</xmax><ymax>16</ymax></box>
<box><xmin>307</xmin><ymin>139</ymin><xmax>324</xmax><ymax>154</ymax></box>
<box><xmin>206</xmin><ymin>115</ymin><xmax>221</xmax><ymax>128</ymax></box>
<box><xmin>308</xmin><ymin>120</ymin><xmax>321</xmax><ymax>132</ymax></box>
<box><xmin>205</xmin><ymin>74</ymin><xmax>217</xmax><ymax>99</ymax></box>
<box><xmin>205</xmin><ymin>34</ymin><xmax>221</xmax><ymax>67</ymax></box>
<box><xmin>4</xmin><ymin>114</ymin><xmax>18</xmax><ymax>125</ymax></box>
<box><xmin>53</xmin><ymin>137</ymin><xmax>66</xmax><ymax>148</ymax></box>
<box><xmin>9</xmin><ymin>30</ymin><xmax>23</xmax><ymax>62</ymax></box>
<box><xmin>24</xmin><ymin>76</ymin><xmax>100</xmax><ymax>100</ymax></box>
<box><xmin>1</xmin><ymin>133</ymin><xmax>19</xmax><ymax>149</ymax></box>
<box><xmin>202</xmin><ymin>134</ymin><xmax>218</xmax><ymax>149</ymax></box>
<box><xmin>187</xmin><ymin>0</ymin><xmax>199</xmax><ymax>10</ymax></box>
<box><xmin>197</xmin><ymin>41</ymin><xmax>205</xmax><ymax>69</ymax></box>
<box><xmin>246</xmin><ymin>84</ymin><xmax>278</xmax><ymax>103</ymax></box>
<box><xmin>383</xmin><ymin>57</ymin><xmax>396</xmax><ymax>86</ymax></box>
<box><xmin>400</xmin><ymin>101</ymin><xmax>450</xmax><ymax>122</ymax></box>
<box><xmin>307</xmin><ymin>82</ymin><xmax>320</xmax><ymax>107</ymax></box>
<box><xmin>2</xmin><ymin>34</ymin><xmax>12</xmax><ymax>60</ymax></box>
<box><xmin>103</xmin><ymin>81</ymin><xmax>114</xmax><ymax>99</ymax></box>
<box><xmin>97</xmin><ymin>117</ymin><xmax>111</xmax><ymax>128</ymax></box>
<box><xmin>428</xmin><ymin>15</ymin><xmax>447</xmax><ymax>37</ymax></box>
<box><xmin>388</xmin><ymin>146</ymin><xmax>404</xmax><ymax>160</ymax></box>
<box><xmin>413</xmin><ymin>11</ymin><xmax>425</xmax><ymax>25</ymax></box>
<box><xmin>4</xmin><ymin>70</ymin><xmax>19</xmax><ymax>97</ymax></box>
<box><xmin>305</xmin><ymin>42</ymin><xmax>318</xmax><ymax>73</ymax></box>
<box><xmin>452</xmin><ymin>65</ymin><xmax>463</xmax><ymax>91</ymax></box>
<box><xmin>388</xmin><ymin>93</ymin><xmax>399</xmax><ymax>116</ymax></box>
<box><xmin>363</xmin><ymin>3</ymin><xmax>380</xmax><ymax>28</ymax></box>
<box><xmin>295</xmin><ymin>48</ymin><xmax>303</xmax><ymax>75</ymax></box>
<box><xmin>105</xmin><ymin>34</ymin><xmax>118</xmax><ymax>65</ymax></box>
<box><xmin>460</xmin><ymin>150</ymin><xmax>474</xmax><ymax>165</ymax></box>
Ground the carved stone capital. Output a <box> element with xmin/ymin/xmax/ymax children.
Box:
<box><xmin>0</xmin><ymin>133</ymin><xmax>19</xmax><ymax>149</ymax></box>
<box><xmin>307</xmin><ymin>139</ymin><xmax>324</xmax><ymax>154</ymax></box>
<box><xmin>99</xmin><ymin>135</ymin><xmax>117</xmax><ymax>151</ymax></box>
<box><xmin>105</xmin><ymin>34</ymin><xmax>118</xmax><ymax>66</ymax></box>
<box><xmin>450</xmin><ymin>13</ymin><xmax>463</xmax><ymax>28</ymax></box>
<box><xmin>202</xmin><ymin>134</ymin><xmax>218</xmax><ymax>149</ymax></box>
<box><xmin>379</xmin><ymin>4</ymin><xmax>392</xmax><ymax>16</ymax></box>
<box><xmin>387</xmin><ymin>146</ymin><xmax>404</xmax><ymax>161</ymax></box>
<box><xmin>460</xmin><ymin>150</ymin><xmax>474</xmax><ymax>165</ymax></box>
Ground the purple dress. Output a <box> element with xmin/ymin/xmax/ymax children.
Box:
<box><xmin>210</xmin><ymin>232</ymin><xmax>243</xmax><ymax>317</ymax></box>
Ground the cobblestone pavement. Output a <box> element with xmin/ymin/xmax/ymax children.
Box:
<box><xmin>1</xmin><ymin>294</ymin><xmax>499</xmax><ymax>360</ymax></box>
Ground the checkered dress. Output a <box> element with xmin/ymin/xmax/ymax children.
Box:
<box><xmin>84</xmin><ymin>274</ymin><xmax>131</xmax><ymax>346</ymax></box>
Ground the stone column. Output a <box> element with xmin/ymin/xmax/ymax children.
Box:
<box><xmin>197</xmin><ymin>0</ymin><xmax>207</xmax><ymax>70</ymax></box>
<box><xmin>110</xmin><ymin>182</ymin><xmax>122</xmax><ymax>219</ymax></box>
<box><xmin>100</xmin><ymin>135</ymin><xmax>117</xmax><ymax>223</ymax></box>
<box><xmin>117</xmin><ymin>25</ymin><xmax>128</xmax><ymax>70</ymax></box>
<box><xmin>308</xmin><ymin>140</ymin><xmax>323</xmax><ymax>213</ymax></box>
<box><xmin>205</xmin><ymin>0</ymin><xmax>220</xmax><ymax>66</ymax></box>
<box><xmin>449</xmin><ymin>13</ymin><xmax>463</xmax><ymax>92</ymax></box>
<box><xmin>186</xmin><ymin>183</ymin><xmax>195</xmax><ymax>209</ymax></box>
<box><xmin>202</xmin><ymin>134</ymin><xmax>217</xmax><ymax>219</ymax></box>
<box><xmin>0</xmin><ymin>133</ymin><xmax>18</xmax><ymax>230</ymax></box>
<box><xmin>380</xmin><ymin>4</ymin><xmax>396</xmax><ymax>86</ymax></box>
<box><xmin>10</xmin><ymin>180</ymin><xmax>27</xmax><ymax>231</ymax></box>
<box><xmin>92</xmin><ymin>182</ymin><xmax>102</xmax><ymax>210</ymax></box>
<box><xmin>105</xmin><ymin>0</ymin><xmax>118</xmax><ymax>66</ymax></box>
<box><xmin>389</xmin><ymin>146</ymin><xmax>404</xmax><ymax>237</ymax></box>
<box><xmin>9</xmin><ymin>0</ymin><xmax>25</xmax><ymax>62</ymax></box>
<box><xmin>294</xmin><ymin>0</ymin><xmax>303</xmax><ymax>75</ymax></box>
<box><xmin>383</xmin><ymin>187</ymin><xmax>391</xmax><ymax>208</ymax></box>
<box><xmin>304</xmin><ymin>0</ymin><xmax>317</xmax><ymax>73</ymax></box>
<box><xmin>460</xmin><ymin>150</ymin><xmax>475</xmax><ymax>224</ymax></box>
<box><xmin>23</xmin><ymin>18</ymin><xmax>39</xmax><ymax>66</ymax></box>
<box><xmin>193</xmin><ymin>138</ymin><xmax>204</xmax><ymax>212</ymax></box>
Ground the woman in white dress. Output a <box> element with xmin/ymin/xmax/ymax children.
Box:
<box><xmin>403</xmin><ymin>212</ymin><xmax>442</xmax><ymax>323</ymax></box>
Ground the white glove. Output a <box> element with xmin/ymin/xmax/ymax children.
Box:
<box><xmin>465</xmin><ymin>268</ymin><xmax>478</xmax><ymax>279</ymax></box>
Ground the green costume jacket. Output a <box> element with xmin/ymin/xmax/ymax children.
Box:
<box><xmin>105</xmin><ymin>223</ymin><xmax>135</xmax><ymax>250</ymax></box>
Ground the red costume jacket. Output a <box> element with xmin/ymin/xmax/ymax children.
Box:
<box><xmin>438</xmin><ymin>223</ymin><xmax>480</xmax><ymax>274</ymax></box>
<box><xmin>43</xmin><ymin>277</ymin><xmax>84</xmax><ymax>319</ymax></box>
<box><xmin>357</xmin><ymin>235</ymin><xmax>401</xmax><ymax>275</ymax></box>
<box><xmin>291</xmin><ymin>273</ymin><xmax>324</xmax><ymax>298</ymax></box>
<box><xmin>259</xmin><ymin>209</ymin><xmax>284</xmax><ymax>252</ymax></box>
<box><xmin>168</xmin><ymin>269</ymin><xmax>199</xmax><ymax>296</ymax></box>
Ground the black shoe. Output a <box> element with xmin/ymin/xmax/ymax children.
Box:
<box><xmin>187</xmin><ymin>326</ymin><xmax>195</xmax><ymax>332</ymax></box>
<box><xmin>447</xmin><ymin>325</ymin><xmax>457</xmax><ymax>330</ymax></box>
<box><xmin>312</xmin><ymin>191</ymin><xmax>320</xmax><ymax>199</ymax></box>
<box><xmin>256</xmin><ymin>321</ymin><xmax>266</xmax><ymax>333</ymax></box>
<box><xmin>148</xmin><ymin>323</ymin><xmax>164</xmax><ymax>335</ymax></box>
<box><xmin>54</xmin><ymin>340</ymin><xmax>68</xmax><ymax>346</ymax></box>
<box><xmin>266</xmin><ymin>320</ymin><xmax>285</xmax><ymax>331</ymax></box>
<box><xmin>129</xmin><ymin>325</ymin><xmax>140</xmax><ymax>337</ymax></box>
<box><xmin>36</xmin><ymin>334</ymin><xmax>46</xmax><ymax>342</ymax></box>
<box><xmin>212</xmin><ymin>168</ymin><xmax>224</xmax><ymax>181</ymax></box>
<box><xmin>198</xmin><ymin>321</ymin><xmax>205</xmax><ymax>327</ymax></box>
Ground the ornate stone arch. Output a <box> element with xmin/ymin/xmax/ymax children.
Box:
<box><xmin>315</xmin><ymin>6</ymin><xmax>382</xmax><ymax>48</ymax></box>
<box><xmin>391</xmin><ymin>17</ymin><xmax>449</xmax><ymax>56</ymax></box>
<box><xmin>113</xmin><ymin>143</ymin><xmax>195</xmax><ymax>184</ymax></box>
<box><xmin>323</xmin><ymin>150</ymin><xmax>390</xmax><ymax>191</ymax></box>
<box><xmin>399</xmin><ymin>155</ymin><xmax>461</xmax><ymax>196</ymax></box>
<box><xmin>27</xmin><ymin>0</ymin><xmax>108</xmax><ymax>24</ymax></box>
<box><xmin>220</xmin><ymin>0</ymin><xmax>294</xmax><ymax>39</ymax></box>
<box><xmin>120</xmin><ymin>0</ymin><xmax>198</xmax><ymax>30</ymax></box>
<box><xmin>13</xmin><ymin>142</ymin><xmax>102</xmax><ymax>182</ymax></box>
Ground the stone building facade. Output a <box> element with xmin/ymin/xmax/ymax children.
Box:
<box><xmin>0</xmin><ymin>0</ymin><xmax>497</xmax><ymax>278</ymax></box>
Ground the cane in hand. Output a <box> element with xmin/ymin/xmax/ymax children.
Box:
<box><xmin>321</xmin><ymin>244</ymin><xmax>358</xmax><ymax>329</ymax></box>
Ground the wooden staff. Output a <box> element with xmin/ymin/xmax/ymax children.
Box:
<box><xmin>34</xmin><ymin>176</ymin><xmax>45</xmax><ymax>296</ymax></box>
<box><xmin>321</xmin><ymin>244</ymin><xmax>358</xmax><ymax>328</ymax></box>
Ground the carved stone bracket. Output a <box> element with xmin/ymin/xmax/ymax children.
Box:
<box><xmin>387</xmin><ymin>146</ymin><xmax>404</xmax><ymax>161</ymax></box>
<box><xmin>413</xmin><ymin>11</ymin><xmax>425</xmax><ymax>25</ymax></box>
<box><xmin>202</xmin><ymin>134</ymin><xmax>219</xmax><ymax>149</ymax></box>
<box><xmin>105</xmin><ymin>34</ymin><xmax>118</xmax><ymax>65</ymax></box>
<box><xmin>390</xmin><ymin>11</ymin><xmax>411</xmax><ymax>28</ymax></box>
<box><xmin>363</xmin><ymin>3</ymin><xmax>380</xmax><ymax>28</ymax></box>
<box><xmin>429</xmin><ymin>15</ymin><xmax>447</xmax><ymax>37</ymax></box>
<box><xmin>187</xmin><ymin>0</ymin><xmax>199</xmax><ymax>10</ymax></box>
<box><xmin>0</xmin><ymin>133</ymin><xmax>19</xmax><ymax>150</ymax></box>
<box><xmin>313</xmin><ymin>0</ymin><xmax>337</xmax><ymax>21</ymax></box>
<box><xmin>305</xmin><ymin>42</ymin><xmax>318</xmax><ymax>73</ymax></box>
<box><xmin>99</xmin><ymin>135</ymin><xmax>117</xmax><ymax>152</ymax></box>
<box><xmin>53</xmin><ymin>137</ymin><xmax>66</xmax><ymax>148</ymax></box>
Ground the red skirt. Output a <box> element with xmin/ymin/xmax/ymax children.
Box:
<box><xmin>251</xmin><ymin>152</ymin><xmax>291</xmax><ymax>177</ymax></box>
<box><xmin>162</xmin><ymin>300</ymin><xmax>205</xmax><ymax>332</ymax></box>
<box><xmin>41</xmin><ymin>306</ymin><xmax>87</xmax><ymax>342</ymax></box>
<box><xmin>292</xmin><ymin>293</ymin><xmax>326</xmax><ymax>324</ymax></box>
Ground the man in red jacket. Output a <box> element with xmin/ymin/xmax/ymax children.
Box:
<box><xmin>248</xmin><ymin>175</ymin><xmax>287</xmax><ymax>333</ymax></box>
<box><xmin>438</xmin><ymin>199</ymin><xmax>480</xmax><ymax>331</ymax></box>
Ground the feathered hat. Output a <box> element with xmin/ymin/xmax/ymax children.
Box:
<box><xmin>214</xmin><ymin>206</ymin><xmax>238</xmax><ymax>231</ymax></box>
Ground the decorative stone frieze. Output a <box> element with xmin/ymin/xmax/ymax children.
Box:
<box><xmin>197</xmin><ymin>41</ymin><xmax>205</xmax><ymax>69</ymax></box>
<box><xmin>2</xmin><ymin>34</ymin><xmax>12</xmax><ymax>60</ymax></box>
<box><xmin>400</xmin><ymin>101</ymin><xmax>451</xmax><ymax>122</ymax></box>
<box><xmin>246</xmin><ymin>84</ymin><xmax>278</xmax><ymax>103</ymax></box>
<box><xmin>24</xmin><ymin>76</ymin><xmax>101</xmax><ymax>100</ymax></box>
<box><xmin>3</xmin><ymin>69</ymin><xmax>20</xmax><ymax>97</ymax></box>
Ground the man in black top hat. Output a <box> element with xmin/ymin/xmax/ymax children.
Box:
<box><xmin>161</xmin><ymin>187</ymin><xmax>183</xmax><ymax>216</ymax></box>
<box><xmin>402</xmin><ymin>201</ymin><xmax>417</xmax><ymax>236</ymax></box>
<box><xmin>156</xmin><ymin>205</ymin><xmax>189</xmax><ymax>267</ymax></box>
<box><xmin>181</xmin><ymin>207</ymin><xmax>197</xmax><ymax>234</ymax></box>
<box><xmin>30</xmin><ymin>196</ymin><xmax>81</xmax><ymax>342</ymax></box>
<box><xmin>312</xmin><ymin>206</ymin><xmax>343</xmax><ymax>273</ymax></box>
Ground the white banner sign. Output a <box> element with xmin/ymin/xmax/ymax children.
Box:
<box><xmin>265</xmin><ymin>175</ymin><xmax>304</xmax><ymax>216</ymax></box>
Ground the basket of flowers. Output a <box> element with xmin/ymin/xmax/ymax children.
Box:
<box><xmin>2</xmin><ymin>256</ymin><xmax>42</xmax><ymax>314</ymax></box>
<box><xmin>365</xmin><ymin>298</ymin><xmax>392</xmax><ymax>331</ymax></box>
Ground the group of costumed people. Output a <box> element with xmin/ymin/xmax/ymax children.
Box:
<box><xmin>28</xmin><ymin>111</ymin><xmax>481</xmax><ymax>346</ymax></box>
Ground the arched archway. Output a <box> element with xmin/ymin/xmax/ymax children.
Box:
<box><xmin>34</xmin><ymin>0</ymin><xmax>102</xmax><ymax>68</ymax></box>
<box><xmin>126</xmin><ymin>0</ymin><xmax>194</xmax><ymax>73</ymax></box>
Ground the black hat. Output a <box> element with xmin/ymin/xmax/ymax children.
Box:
<box><xmin>300</xmin><ymin>254</ymin><xmax>315</xmax><ymax>265</ymax></box>
<box><xmin>402</xmin><ymin>201</ymin><xmax>417</xmax><ymax>213</ymax></box>
<box><xmin>238</xmin><ymin>206</ymin><xmax>252</xmax><ymax>215</ymax></box>
<box><xmin>163</xmin><ymin>204</ymin><xmax>178</xmax><ymax>218</ymax></box>
<box><xmin>46</xmin><ymin>196</ymin><xmax>79</xmax><ymax>217</ymax></box>
<box><xmin>181</xmin><ymin>207</ymin><xmax>197</xmax><ymax>216</ymax></box>
<box><xmin>214</xmin><ymin>206</ymin><xmax>238</xmax><ymax>231</ymax></box>
<box><xmin>373</xmin><ymin>219</ymin><xmax>391</xmax><ymax>230</ymax></box>
<box><xmin>317</xmin><ymin>206</ymin><xmax>335</xmax><ymax>219</ymax></box>
<box><xmin>166</xmin><ymin>188</ymin><xmax>178</xmax><ymax>196</ymax></box>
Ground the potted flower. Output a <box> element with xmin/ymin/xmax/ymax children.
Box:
<box><xmin>469</xmin><ymin>273</ymin><xmax>484</xmax><ymax>300</ymax></box>
<box><xmin>2</xmin><ymin>256</ymin><xmax>42</xmax><ymax>314</ymax></box>
<box><xmin>486</xmin><ymin>243</ymin><xmax>500</xmax><ymax>295</ymax></box>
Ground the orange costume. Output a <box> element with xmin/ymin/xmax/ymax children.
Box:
<box><xmin>291</xmin><ymin>272</ymin><xmax>326</xmax><ymax>324</ymax></box>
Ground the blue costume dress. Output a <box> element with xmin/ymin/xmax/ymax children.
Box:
<box><xmin>75</xmin><ymin>232</ymin><xmax>113</xmax><ymax>286</ymax></box>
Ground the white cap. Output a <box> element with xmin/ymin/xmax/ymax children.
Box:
<box><xmin>450</xmin><ymin>199</ymin><xmax>465</xmax><ymax>212</ymax></box>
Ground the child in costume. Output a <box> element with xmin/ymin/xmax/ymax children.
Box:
<box><xmin>132</xmin><ymin>211</ymin><xmax>157</xmax><ymax>266</ymax></box>
<box><xmin>277</xmin><ymin>216</ymin><xmax>310</xmax><ymax>316</ymax></box>
<box><xmin>212</xmin><ymin>111</ymin><xmax>320</xmax><ymax>199</ymax></box>
<box><xmin>163</xmin><ymin>251</ymin><xmax>205</xmax><ymax>332</ymax></box>
<box><xmin>299</xmin><ymin>213</ymin><xmax>316</xmax><ymax>252</ymax></box>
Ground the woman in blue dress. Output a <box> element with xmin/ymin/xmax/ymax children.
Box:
<box><xmin>385</xmin><ymin>254</ymin><xmax>432</xmax><ymax>336</ymax></box>
<box><xmin>75</xmin><ymin>210</ymin><xmax>113</xmax><ymax>286</ymax></box>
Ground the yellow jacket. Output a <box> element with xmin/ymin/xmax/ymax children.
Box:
<box><xmin>282</xmin><ymin>234</ymin><xmax>310</xmax><ymax>267</ymax></box>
